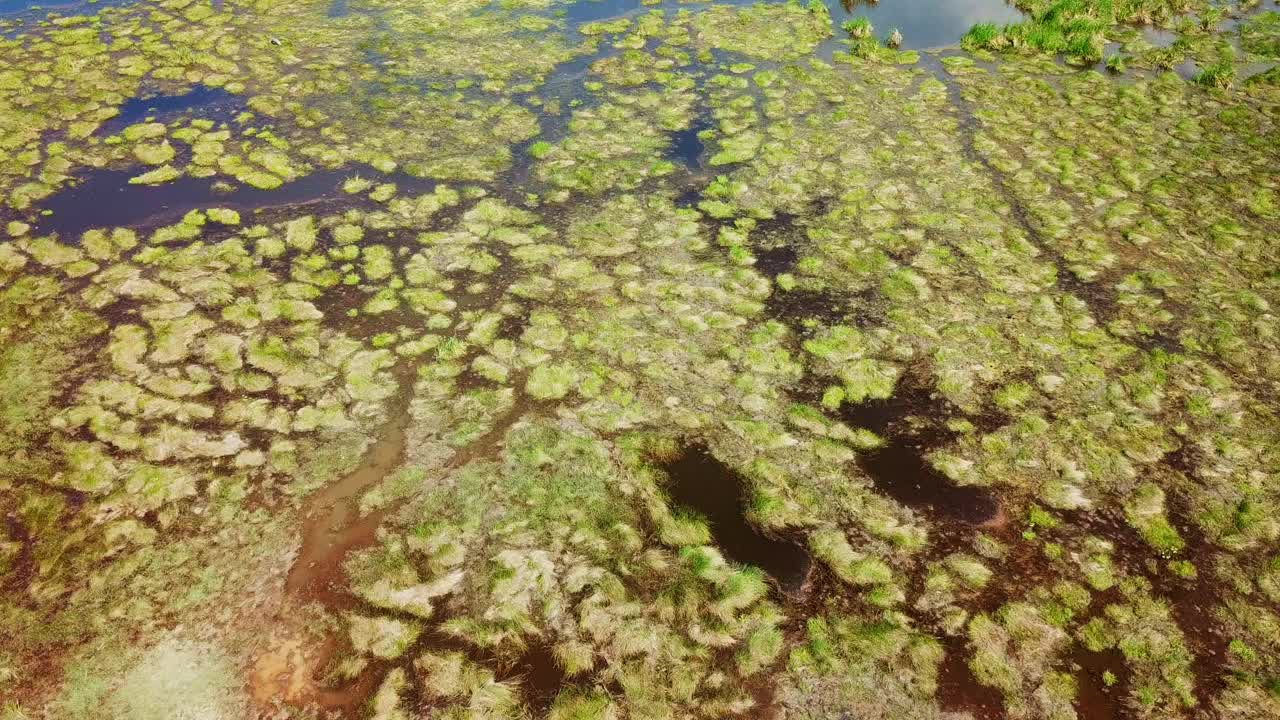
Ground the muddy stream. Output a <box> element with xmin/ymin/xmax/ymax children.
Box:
<box><xmin>283</xmin><ymin>407</ymin><xmax>412</xmax><ymax>610</ymax></box>
<box><xmin>257</xmin><ymin>357</ymin><xmax>530</xmax><ymax>714</ymax></box>
<box><xmin>252</xmin><ymin>375</ymin><xmax>417</xmax><ymax>712</ymax></box>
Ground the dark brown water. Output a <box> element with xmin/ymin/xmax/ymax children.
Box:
<box><xmin>764</xmin><ymin>287</ymin><xmax>846</xmax><ymax>333</ymax></box>
<box><xmin>754</xmin><ymin>243</ymin><xmax>798</xmax><ymax>278</ymax></box>
<box><xmin>663</xmin><ymin>446</ymin><xmax>812</xmax><ymax>593</ymax></box>
<box><xmin>1071</xmin><ymin>646</ymin><xmax>1130</xmax><ymax>719</ymax></box>
<box><xmin>837</xmin><ymin>386</ymin><xmax>1001</xmax><ymax>525</ymax></box>
<box><xmin>937</xmin><ymin>634</ymin><xmax>1006</xmax><ymax>719</ymax></box>
<box><xmin>506</xmin><ymin>643</ymin><xmax>570</xmax><ymax>712</ymax></box>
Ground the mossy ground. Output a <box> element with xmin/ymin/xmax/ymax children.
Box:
<box><xmin>1</xmin><ymin>1</ymin><xmax>1279</xmax><ymax>719</ymax></box>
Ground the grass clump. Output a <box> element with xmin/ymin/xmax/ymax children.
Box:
<box><xmin>526</xmin><ymin>363</ymin><xmax>577</xmax><ymax>399</ymax></box>
<box><xmin>810</xmin><ymin>527</ymin><xmax>894</xmax><ymax>588</ymax></box>
<box><xmin>128</xmin><ymin>165</ymin><xmax>182</xmax><ymax>185</ymax></box>
<box><xmin>962</xmin><ymin>22</ymin><xmax>1000</xmax><ymax>50</ymax></box>
<box><xmin>348</xmin><ymin>424</ymin><xmax>786</xmax><ymax>715</ymax></box>
<box><xmin>780</xmin><ymin>613</ymin><xmax>946</xmax><ymax>716</ymax></box>
<box><xmin>1239</xmin><ymin>11</ymin><xmax>1280</xmax><ymax>58</ymax></box>
<box><xmin>692</xmin><ymin>2</ymin><xmax>833</xmax><ymax>61</ymax></box>
<box><xmin>957</xmin><ymin>0</ymin><xmax>1189</xmax><ymax>64</ymax></box>
<box><xmin>1194</xmin><ymin>49</ymin><xmax>1236</xmax><ymax>89</ymax></box>
<box><xmin>1123</xmin><ymin>483</ymin><xmax>1185</xmax><ymax>557</ymax></box>
<box><xmin>842</xmin><ymin>17</ymin><xmax>873</xmax><ymax>39</ymax></box>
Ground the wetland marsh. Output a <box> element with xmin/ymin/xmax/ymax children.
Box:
<box><xmin>1</xmin><ymin>0</ymin><xmax>1279</xmax><ymax>719</ymax></box>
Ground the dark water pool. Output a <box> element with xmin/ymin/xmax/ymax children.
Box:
<box><xmin>16</xmin><ymin>0</ymin><xmax>1036</xmax><ymax>233</ymax></box>
<box><xmin>97</xmin><ymin>85</ymin><xmax>238</xmax><ymax>137</ymax></box>
<box><xmin>664</xmin><ymin>446</ymin><xmax>812</xmax><ymax>592</ymax></box>
<box><xmin>36</xmin><ymin>167</ymin><xmax>437</xmax><ymax>239</ymax></box>
<box><xmin>669</xmin><ymin>113</ymin><xmax>713</xmax><ymax>169</ymax></box>
<box><xmin>837</xmin><ymin>386</ymin><xmax>1001</xmax><ymax>525</ymax></box>
<box><xmin>1</xmin><ymin>0</ymin><xmax>130</xmax><ymax>17</ymax></box>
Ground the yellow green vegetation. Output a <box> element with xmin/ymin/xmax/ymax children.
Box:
<box><xmin>1</xmin><ymin>2</ymin><xmax>1279</xmax><ymax>720</ymax></box>
<box><xmin>960</xmin><ymin>0</ymin><xmax>1262</xmax><ymax>72</ymax></box>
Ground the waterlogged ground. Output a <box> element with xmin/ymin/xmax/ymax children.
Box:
<box><xmin>1</xmin><ymin>0</ymin><xmax>1279</xmax><ymax>718</ymax></box>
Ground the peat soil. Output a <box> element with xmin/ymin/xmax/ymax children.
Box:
<box><xmin>937</xmin><ymin>634</ymin><xmax>1007</xmax><ymax>720</ymax></box>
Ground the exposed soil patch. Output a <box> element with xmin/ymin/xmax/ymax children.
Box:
<box><xmin>249</xmin><ymin>623</ymin><xmax>387</xmax><ymax>715</ymax></box>
<box><xmin>251</xmin><ymin>632</ymin><xmax>329</xmax><ymax>707</ymax></box>
<box><xmin>663</xmin><ymin>445</ymin><xmax>813</xmax><ymax>594</ymax></box>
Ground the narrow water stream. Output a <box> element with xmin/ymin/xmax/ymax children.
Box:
<box><xmin>284</xmin><ymin>403</ymin><xmax>412</xmax><ymax>609</ymax></box>
<box><xmin>253</xmin><ymin>366</ymin><xmax>419</xmax><ymax>713</ymax></box>
<box><xmin>265</xmin><ymin>363</ymin><xmax>529</xmax><ymax>713</ymax></box>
